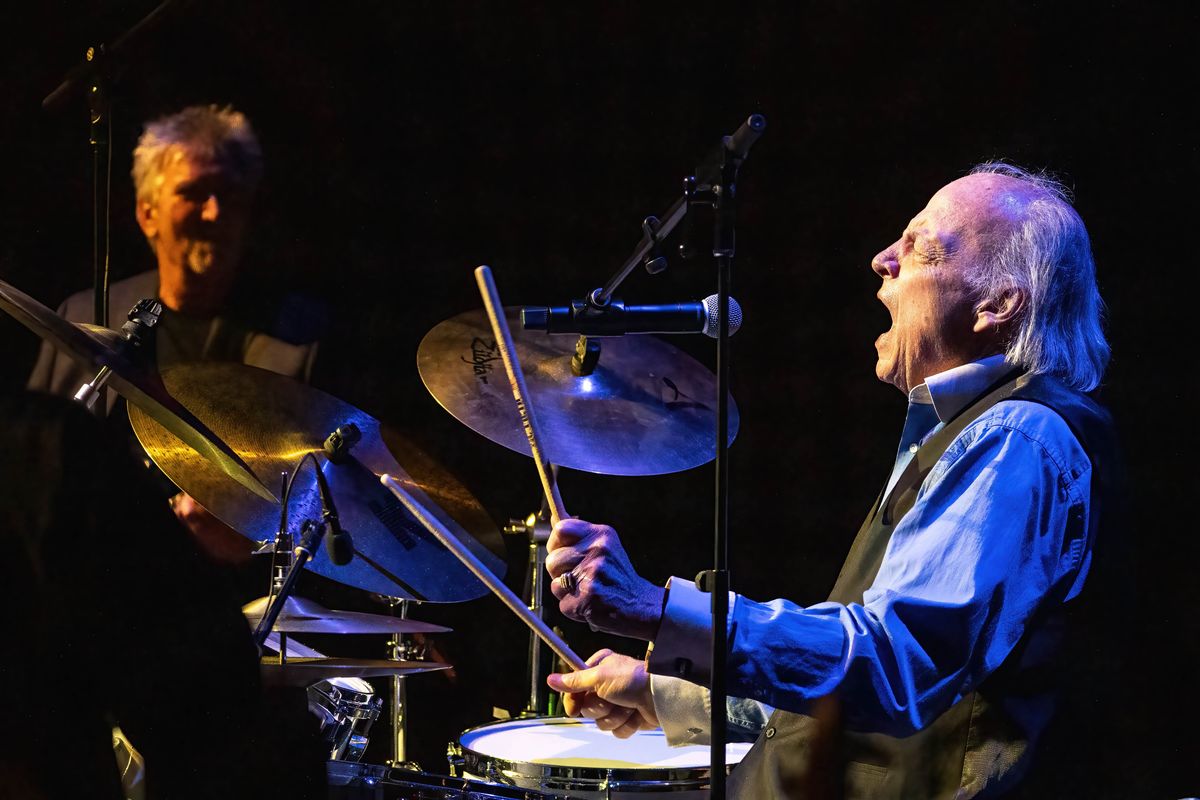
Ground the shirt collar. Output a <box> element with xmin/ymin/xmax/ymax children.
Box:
<box><xmin>909</xmin><ymin>354</ymin><xmax>1013</xmax><ymax>423</ymax></box>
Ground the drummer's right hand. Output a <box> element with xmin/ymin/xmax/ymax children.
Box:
<box><xmin>547</xmin><ymin>649</ymin><xmax>659</xmax><ymax>739</ymax></box>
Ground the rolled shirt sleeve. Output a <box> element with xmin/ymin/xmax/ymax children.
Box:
<box><xmin>648</xmin><ymin>401</ymin><xmax>1093</xmax><ymax>737</ymax></box>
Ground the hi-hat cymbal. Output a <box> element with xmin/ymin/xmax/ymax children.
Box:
<box><xmin>260</xmin><ymin>657</ymin><xmax>450</xmax><ymax>687</ymax></box>
<box><xmin>417</xmin><ymin>308</ymin><xmax>738</xmax><ymax>475</ymax></box>
<box><xmin>243</xmin><ymin>595</ymin><xmax>452</xmax><ymax>635</ymax></box>
<box><xmin>128</xmin><ymin>362</ymin><xmax>506</xmax><ymax>602</ymax></box>
<box><xmin>0</xmin><ymin>279</ymin><xmax>272</xmax><ymax>501</ymax></box>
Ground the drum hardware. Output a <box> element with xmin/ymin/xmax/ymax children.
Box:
<box><xmin>308</xmin><ymin>677</ymin><xmax>383</xmax><ymax>762</ymax></box>
<box><xmin>384</xmin><ymin>596</ymin><xmax>428</xmax><ymax>769</ymax></box>
<box><xmin>250</xmin><ymin>447</ymin><xmax>348</xmax><ymax>651</ymax></box>
<box><xmin>73</xmin><ymin>297</ymin><xmax>162</xmax><ymax>411</ymax></box>
<box><xmin>502</xmin><ymin>476</ymin><xmax>557</xmax><ymax>717</ymax></box>
<box><xmin>328</xmin><ymin>761</ymin><xmax>549</xmax><ymax>799</ymax></box>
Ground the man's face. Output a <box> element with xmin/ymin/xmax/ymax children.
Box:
<box><xmin>137</xmin><ymin>146</ymin><xmax>254</xmax><ymax>313</ymax></box>
<box><xmin>870</xmin><ymin>174</ymin><xmax>1021</xmax><ymax>395</ymax></box>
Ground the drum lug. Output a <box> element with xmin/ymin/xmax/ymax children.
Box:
<box><xmin>342</xmin><ymin>734</ymin><xmax>369</xmax><ymax>763</ymax></box>
<box><xmin>485</xmin><ymin>761</ymin><xmax>516</xmax><ymax>786</ymax></box>
<box><xmin>445</xmin><ymin>742</ymin><xmax>464</xmax><ymax>778</ymax></box>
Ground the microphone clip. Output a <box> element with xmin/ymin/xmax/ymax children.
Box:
<box><xmin>640</xmin><ymin>216</ymin><xmax>668</xmax><ymax>275</ymax></box>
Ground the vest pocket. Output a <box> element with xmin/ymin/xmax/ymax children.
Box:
<box><xmin>845</xmin><ymin>760</ymin><xmax>889</xmax><ymax>800</ymax></box>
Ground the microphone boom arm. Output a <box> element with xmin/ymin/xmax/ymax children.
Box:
<box><xmin>587</xmin><ymin>114</ymin><xmax>766</xmax><ymax>311</ymax></box>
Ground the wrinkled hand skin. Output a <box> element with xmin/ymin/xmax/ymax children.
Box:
<box><xmin>547</xmin><ymin>649</ymin><xmax>658</xmax><ymax>739</ymax></box>
<box><xmin>545</xmin><ymin>518</ymin><xmax>665</xmax><ymax>640</ymax></box>
<box><xmin>170</xmin><ymin>492</ymin><xmax>254</xmax><ymax>566</ymax></box>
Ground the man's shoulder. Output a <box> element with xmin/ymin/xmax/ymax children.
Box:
<box><xmin>58</xmin><ymin>271</ymin><xmax>158</xmax><ymax>324</ymax></box>
<box><xmin>962</xmin><ymin>398</ymin><xmax>1090</xmax><ymax>471</ymax></box>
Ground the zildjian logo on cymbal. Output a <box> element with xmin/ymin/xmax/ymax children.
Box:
<box><xmin>462</xmin><ymin>337</ymin><xmax>501</xmax><ymax>383</ymax></box>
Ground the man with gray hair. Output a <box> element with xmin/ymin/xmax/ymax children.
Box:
<box><xmin>29</xmin><ymin>104</ymin><xmax>319</xmax><ymax>562</ymax></box>
<box><xmin>542</xmin><ymin>165</ymin><xmax>1121</xmax><ymax>798</ymax></box>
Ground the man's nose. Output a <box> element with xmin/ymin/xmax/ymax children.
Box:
<box><xmin>200</xmin><ymin>194</ymin><xmax>220</xmax><ymax>222</ymax></box>
<box><xmin>871</xmin><ymin>246</ymin><xmax>899</xmax><ymax>279</ymax></box>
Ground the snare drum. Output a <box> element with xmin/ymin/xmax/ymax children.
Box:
<box><xmin>328</xmin><ymin>760</ymin><xmax>548</xmax><ymax>799</ymax></box>
<box><xmin>308</xmin><ymin>676</ymin><xmax>383</xmax><ymax>761</ymax></box>
<box><xmin>449</xmin><ymin>717</ymin><xmax>753</xmax><ymax>799</ymax></box>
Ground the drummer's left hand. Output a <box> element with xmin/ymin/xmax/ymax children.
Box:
<box><xmin>546</xmin><ymin>518</ymin><xmax>665</xmax><ymax>640</ymax></box>
<box><xmin>170</xmin><ymin>491</ymin><xmax>253</xmax><ymax>566</ymax></box>
<box><xmin>547</xmin><ymin>649</ymin><xmax>658</xmax><ymax>739</ymax></box>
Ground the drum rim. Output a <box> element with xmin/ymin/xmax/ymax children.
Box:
<box><xmin>328</xmin><ymin>761</ymin><xmax>542</xmax><ymax>799</ymax></box>
<box><xmin>454</xmin><ymin>716</ymin><xmax>733</xmax><ymax>790</ymax></box>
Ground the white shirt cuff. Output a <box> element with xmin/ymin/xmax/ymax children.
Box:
<box><xmin>646</xmin><ymin>575</ymin><xmax>735</xmax><ymax>686</ymax></box>
<box><xmin>649</xmin><ymin>672</ymin><xmax>713</xmax><ymax>746</ymax></box>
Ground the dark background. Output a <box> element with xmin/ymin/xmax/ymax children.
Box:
<box><xmin>1</xmin><ymin>1</ymin><xmax>1194</xmax><ymax>794</ymax></box>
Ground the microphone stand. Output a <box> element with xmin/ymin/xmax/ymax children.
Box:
<box><xmin>694</xmin><ymin>115</ymin><xmax>765</xmax><ymax>800</ymax></box>
<box><xmin>42</xmin><ymin>0</ymin><xmax>198</xmax><ymax>413</ymax></box>
<box><xmin>253</xmin><ymin>518</ymin><xmax>328</xmax><ymax>651</ymax></box>
<box><xmin>524</xmin><ymin>115</ymin><xmax>765</xmax><ymax>797</ymax></box>
<box><xmin>253</xmin><ymin>444</ymin><xmax>356</xmax><ymax>652</ymax></box>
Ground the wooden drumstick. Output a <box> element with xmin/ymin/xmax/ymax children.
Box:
<box><xmin>474</xmin><ymin>265</ymin><xmax>568</xmax><ymax>527</ymax></box>
<box><xmin>381</xmin><ymin>473</ymin><xmax>587</xmax><ymax>671</ymax></box>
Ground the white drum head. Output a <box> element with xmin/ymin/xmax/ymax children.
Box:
<box><xmin>460</xmin><ymin>717</ymin><xmax>752</xmax><ymax>769</ymax></box>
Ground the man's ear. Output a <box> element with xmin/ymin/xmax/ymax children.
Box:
<box><xmin>973</xmin><ymin>287</ymin><xmax>1026</xmax><ymax>334</ymax></box>
<box><xmin>136</xmin><ymin>200</ymin><xmax>158</xmax><ymax>241</ymax></box>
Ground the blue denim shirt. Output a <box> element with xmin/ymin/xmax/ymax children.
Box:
<box><xmin>649</xmin><ymin>357</ymin><xmax>1094</xmax><ymax>743</ymax></box>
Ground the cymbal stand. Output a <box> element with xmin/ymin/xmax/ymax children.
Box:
<box><xmin>385</xmin><ymin>598</ymin><xmax>417</xmax><ymax>767</ymax></box>
<box><xmin>267</xmin><ymin>471</ymin><xmax>294</xmax><ymax>663</ymax></box>
<box><xmin>504</xmin><ymin>466</ymin><xmax>557</xmax><ymax>716</ymax></box>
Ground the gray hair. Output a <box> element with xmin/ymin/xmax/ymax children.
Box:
<box><xmin>131</xmin><ymin>104</ymin><xmax>263</xmax><ymax>206</ymax></box>
<box><xmin>966</xmin><ymin>161</ymin><xmax>1110</xmax><ymax>392</ymax></box>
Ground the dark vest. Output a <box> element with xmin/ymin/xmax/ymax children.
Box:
<box><xmin>729</xmin><ymin>372</ymin><xmax>1118</xmax><ymax>800</ymax></box>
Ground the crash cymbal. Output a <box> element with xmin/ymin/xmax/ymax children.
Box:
<box><xmin>127</xmin><ymin>361</ymin><xmax>506</xmax><ymax>602</ymax></box>
<box><xmin>417</xmin><ymin>308</ymin><xmax>738</xmax><ymax>475</ymax></box>
<box><xmin>0</xmin><ymin>279</ymin><xmax>272</xmax><ymax>501</ymax></box>
<box><xmin>243</xmin><ymin>595</ymin><xmax>452</xmax><ymax>635</ymax></box>
<box><xmin>260</xmin><ymin>657</ymin><xmax>450</xmax><ymax>687</ymax></box>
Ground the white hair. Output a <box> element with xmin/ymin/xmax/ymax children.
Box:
<box><xmin>131</xmin><ymin>104</ymin><xmax>262</xmax><ymax>206</ymax></box>
<box><xmin>966</xmin><ymin>161</ymin><xmax>1110</xmax><ymax>392</ymax></box>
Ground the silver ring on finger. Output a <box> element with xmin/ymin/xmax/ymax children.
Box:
<box><xmin>557</xmin><ymin>571</ymin><xmax>578</xmax><ymax>594</ymax></box>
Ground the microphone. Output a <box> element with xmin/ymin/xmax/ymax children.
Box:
<box><xmin>724</xmin><ymin>114</ymin><xmax>767</xmax><ymax>160</ymax></box>
<box><xmin>311</xmin><ymin>460</ymin><xmax>355</xmax><ymax>566</ymax></box>
<box><xmin>522</xmin><ymin>294</ymin><xmax>742</xmax><ymax>338</ymax></box>
<box><xmin>325</xmin><ymin>523</ymin><xmax>355</xmax><ymax>566</ymax></box>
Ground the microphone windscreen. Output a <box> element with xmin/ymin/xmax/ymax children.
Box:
<box><xmin>326</xmin><ymin>530</ymin><xmax>355</xmax><ymax>566</ymax></box>
<box><xmin>701</xmin><ymin>294</ymin><xmax>743</xmax><ymax>338</ymax></box>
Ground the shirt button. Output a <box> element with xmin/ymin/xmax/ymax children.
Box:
<box><xmin>908</xmin><ymin>443</ymin><xmax>919</xmax><ymax>454</ymax></box>
<box><xmin>765</xmin><ymin>727</ymin><xmax>776</xmax><ymax>739</ymax></box>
